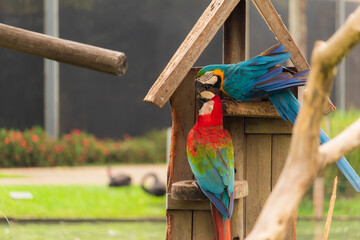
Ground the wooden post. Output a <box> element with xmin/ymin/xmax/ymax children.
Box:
<box><xmin>0</xmin><ymin>23</ymin><xmax>128</xmax><ymax>76</ymax></box>
<box><xmin>223</xmin><ymin>1</ymin><xmax>247</xmax><ymax>239</ymax></box>
<box><xmin>166</xmin><ymin>69</ymin><xmax>198</xmax><ymax>240</ymax></box>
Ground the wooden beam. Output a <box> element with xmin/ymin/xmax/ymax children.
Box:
<box><xmin>251</xmin><ymin>0</ymin><xmax>309</xmax><ymax>71</ymax></box>
<box><xmin>252</xmin><ymin>0</ymin><xmax>336</xmax><ymax>113</ymax></box>
<box><xmin>144</xmin><ymin>0</ymin><xmax>242</xmax><ymax>108</ymax></box>
<box><xmin>0</xmin><ymin>23</ymin><xmax>127</xmax><ymax>76</ymax></box>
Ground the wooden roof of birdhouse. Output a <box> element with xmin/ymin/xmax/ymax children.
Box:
<box><xmin>144</xmin><ymin>0</ymin><xmax>310</xmax><ymax>108</ymax></box>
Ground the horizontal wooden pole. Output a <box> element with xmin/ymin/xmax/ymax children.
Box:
<box><xmin>0</xmin><ymin>23</ymin><xmax>127</xmax><ymax>76</ymax></box>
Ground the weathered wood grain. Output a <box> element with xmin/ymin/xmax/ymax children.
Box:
<box><xmin>245</xmin><ymin>134</ymin><xmax>272</xmax><ymax>236</ymax></box>
<box><xmin>272</xmin><ymin>134</ymin><xmax>293</xmax><ymax>239</ymax></box>
<box><xmin>144</xmin><ymin>0</ymin><xmax>241</xmax><ymax>108</ymax></box>
<box><xmin>0</xmin><ymin>23</ymin><xmax>127</xmax><ymax>76</ymax></box>
<box><xmin>245</xmin><ymin>118</ymin><xmax>293</xmax><ymax>134</ymax></box>
<box><xmin>223</xmin><ymin>100</ymin><xmax>281</xmax><ymax>118</ymax></box>
<box><xmin>166</xmin><ymin>210</ymin><xmax>192</xmax><ymax>240</ymax></box>
<box><xmin>192</xmin><ymin>210</ymin><xmax>216</xmax><ymax>240</ymax></box>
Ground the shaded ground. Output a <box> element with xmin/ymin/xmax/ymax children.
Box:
<box><xmin>0</xmin><ymin>164</ymin><xmax>167</xmax><ymax>186</ymax></box>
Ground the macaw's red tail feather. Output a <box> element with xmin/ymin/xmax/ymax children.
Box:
<box><xmin>211</xmin><ymin>203</ymin><xmax>231</xmax><ymax>240</ymax></box>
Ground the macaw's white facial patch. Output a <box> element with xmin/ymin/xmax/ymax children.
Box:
<box><xmin>199</xmin><ymin>99</ymin><xmax>214</xmax><ymax>116</ymax></box>
<box><xmin>199</xmin><ymin>91</ymin><xmax>215</xmax><ymax>100</ymax></box>
<box><xmin>196</xmin><ymin>71</ymin><xmax>218</xmax><ymax>85</ymax></box>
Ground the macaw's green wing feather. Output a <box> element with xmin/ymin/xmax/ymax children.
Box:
<box><xmin>186</xmin><ymin>128</ymin><xmax>235</xmax><ymax>218</ymax></box>
<box><xmin>187</xmin><ymin>145</ymin><xmax>225</xmax><ymax>194</ymax></box>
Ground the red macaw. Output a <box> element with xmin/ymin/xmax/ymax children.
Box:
<box><xmin>187</xmin><ymin>91</ymin><xmax>235</xmax><ymax>240</ymax></box>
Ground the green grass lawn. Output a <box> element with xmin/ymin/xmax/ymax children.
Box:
<box><xmin>0</xmin><ymin>185</ymin><xmax>165</xmax><ymax>220</ymax></box>
<box><xmin>0</xmin><ymin>185</ymin><xmax>359</xmax><ymax>220</ymax></box>
<box><xmin>1</xmin><ymin>220</ymin><xmax>360</xmax><ymax>240</ymax></box>
<box><xmin>0</xmin><ymin>173</ymin><xmax>25</xmax><ymax>179</ymax></box>
<box><xmin>0</xmin><ymin>222</ymin><xmax>167</xmax><ymax>240</ymax></box>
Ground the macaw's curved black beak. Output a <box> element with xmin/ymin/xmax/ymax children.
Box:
<box><xmin>195</xmin><ymin>80</ymin><xmax>213</xmax><ymax>94</ymax></box>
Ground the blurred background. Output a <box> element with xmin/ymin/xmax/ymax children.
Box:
<box><xmin>0</xmin><ymin>0</ymin><xmax>360</xmax><ymax>239</ymax></box>
<box><xmin>0</xmin><ymin>0</ymin><xmax>359</xmax><ymax>138</ymax></box>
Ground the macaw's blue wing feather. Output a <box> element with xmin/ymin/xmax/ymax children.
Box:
<box><xmin>269</xmin><ymin>89</ymin><xmax>360</xmax><ymax>192</ymax></box>
<box><xmin>198</xmin><ymin>184</ymin><xmax>230</xmax><ymax>219</ymax></box>
<box><xmin>269</xmin><ymin>89</ymin><xmax>300</xmax><ymax>124</ymax></box>
<box><xmin>222</xmin><ymin>44</ymin><xmax>307</xmax><ymax>101</ymax></box>
<box><xmin>243</xmin><ymin>52</ymin><xmax>291</xmax><ymax>70</ymax></box>
<box><xmin>319</xmin><ymin>129</ymin><xmax>360</xmax><ymax>192</ymax></box>
<box><xmin>253</xmin><ymin>66</ymin><xmax>307</xmax><ymax>94</ymax></box>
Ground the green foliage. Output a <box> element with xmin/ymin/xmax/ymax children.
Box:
<box><xmin>0</xmin><ymin>127</ymin><xmax>166</xmax><ymax>167</ymax></box>
<box><xmin>298</xmin><ymin>194</ymin><xmax>360</xmax><ymax>217</ymax></box>
<box><xmin>321</xmin><ymin>108</ymin><xmax>360</xmax><ymax>195</ymax></box>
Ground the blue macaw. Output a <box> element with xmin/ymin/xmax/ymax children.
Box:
<box><xmin>195</xmin><ymin>44</ymin><xmax>360</xmax><ymax>192</ymax></box>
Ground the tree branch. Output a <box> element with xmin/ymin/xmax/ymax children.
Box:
<box><xmin>319</xmin><ymin>119</ymin><xmax>360</xmax><ymax>168</ymax></box>
<box><xmin>246</xmin><ymin>5</ymin><xmax>360</xmax><ymax>240</ymax></box>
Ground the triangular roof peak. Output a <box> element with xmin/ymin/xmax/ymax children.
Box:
<box><xmin>144</xmin><ymin>0</ymin><xmax>309</xmax><ymax>108</ymax></box>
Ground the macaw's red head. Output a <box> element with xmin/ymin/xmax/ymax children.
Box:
<box><xmin>196</xmin><ymin>91</ymin><xmax>223</xmax><ymax>127</ymax></box>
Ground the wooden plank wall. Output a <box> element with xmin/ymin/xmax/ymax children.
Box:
<box><xmin>243</xmin><ymin>117</ymin><xmax>293</xmax><ymax>238</ymax></box>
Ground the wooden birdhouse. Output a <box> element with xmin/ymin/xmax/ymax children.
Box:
<box><xmin>144</xmin><ymin>0</ymin><xmax>311</xmax><ymax>239</ymax></box>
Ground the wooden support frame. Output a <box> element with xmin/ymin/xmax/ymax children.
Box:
<box><xmin>145</xmin><ymin>0</ymin><xmax>334</xmax><ymax>239</ymax></box>
<box><xmin>0</xmin><ymin>23</ymin><xmax>128</xmax><ymax>76</ymax></box>
<box><xmin>251</xmin><ymin>0</ymin><xmax>309</xmax><ymax>71</ymax></box>
<box><xmin>144</xmin><ymin>0</ymin><xmax>241</xmax><ymax>108</ymax></box>
<box><xmin>145</xmin><ymin>0</ymin><xmax>311</xmax><ymax>108</ymax></box>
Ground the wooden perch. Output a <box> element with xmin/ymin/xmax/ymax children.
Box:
<box><xmin>144</xmin><ymin>0</ymin><xmax>241</xmax><ymax>108</ymax></box>
<box><xmin>171</xmin><ymin>180</ymin><xmax>248</xmax><ymax>201</ymax></box>
<box><xmin>246</xmin><ymin>5</ymin><xmax>360</xmax><ymax>240</ymax></box>
<box><xmin>222</xmin><ymin>100</ymin><xmax>281</xmax><ymax>118</ymax></box>
<box><xmin>0</xmin><ymin>23</ymin><xmax>127</xmax><ymax>76</ymax></box>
